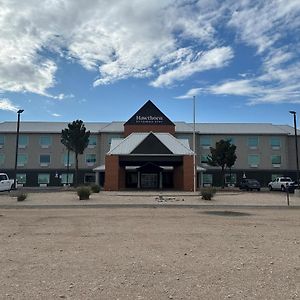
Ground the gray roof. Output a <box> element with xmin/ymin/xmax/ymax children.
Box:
<box><xmin>108</xmin><ymin>132</ymin><xmax>194</xmax><ymax>155</ymax></box>
<box><xmin>0</xmin><ymin>121</ymin><xmax>297</xmax><ymax>135</ymax></box>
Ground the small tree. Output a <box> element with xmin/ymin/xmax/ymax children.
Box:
<box><xmin>61</xmin><ymin>120</ymin><xmax>90</xmax><ymax>186</ymax></box>
<box><xmin>207</xmin><ymin>139</ymin><xmax>237</xmax><ymax>188</ymax></box>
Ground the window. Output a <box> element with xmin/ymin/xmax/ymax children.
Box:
<box><xmin>200</xmin><ymin>136</ymin><xmax>212</xmax><ymax>149</ymax></box>
<box><xmin>0</xmin><ymin>153</ymin><xmax>4</xmax><ymax>165</ymax></box>
<box><xmin>17</xmin><ymin>154</ymin><xmax>28</xmax><ymax>166</ymax></box>
<box><xmin>270</xmin><ymin>137</ymin><xmax>281</xmax><ymax>150</ymax></box>
<box><xmin>40</xmin><ymin>154</ymin><xmax>50</xmax><ymax>166</ymax></box>
<box><xmin>17</xmin><ymin>174</ymin><xmax>26</xmax><ymax>184</ymax></box>
<box><xmin>203</xmin><ymin>174</ymin><xmax>213</xmax><ymax>186</ymax></box>
<box><xmin>108</xmin><ymin>134</ymin><xmax>122</xmax><ymax>145</ymax></box>
<box><xmin>226</xmin><ymin>137</ymin><xmax>235</xmax><ymax>145</ymax></box>
<box><xmin>40</xmin><ymin>136</ymin><xmax>52</xmax><ymax>148</ymax></box>
<box><xmin>0</xmin><ymin>135</ymin><xmax>4</xmax><ymax>147</ymax></box>
<box><xmin>88</xmin><ymin>136</ymin><xmax>97</xmax><ymax>148</ymax></box>
<box><xmin>248</xmin><ymin>155</ymin><xmax>260</xmax><ymax>167</ymax></box>
<box><xmin>38</xmin><ymin>173</ymin><xmax>50</xmax><ymax>184</ymax></box>
<box><xmin>19</xmin><ymin>135</ymin><xmax>28</xmax><ymax>148</ymax></box>
<box><xmin>271</xmin><ymin>174</ymin><xmax>282</xmax><ymax>181</ymax></box>
<box><xmin>248</xmin><ymin>136</ymin><xmax>259</xmax><ymax>149</ymax></box>
<box><xmin>201</xmin><ymin>154</ymin><xmax>209</xmax><ymax>163</ymax></box>
<box><xmin>63</xmin><ymin>152</ymin><xmax>75</xmax><ymax>166</ymax></box>
<box><xmin>271</xmin><ymin>155</ymin><xmax>281</xmax><ymax>167</ymax></box>
<box><xmin>61</xmin><ymin>173</ymin><xmax>74</xmax><ymax>184</ymax></box>
<box><xmin>86</xmin><ymin>154</ymin><xmax>96</xmax><ymax>166</ymax></box>
<box><xmin>225</xmin><ymin>173</ymin><xmax>236</xmax><ymax>185</ymax></box>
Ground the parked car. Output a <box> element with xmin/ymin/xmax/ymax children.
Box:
<box><xmin>268</xmin><ymin>177</ymin><xmax>294</xmax><ymax>191</ymax></box>
<box><xmin>0</xmin><ymin>173</ymin><xmax>14</xmax><ymax>191</ymax></box>
<box><xmin>239</xmin><ymin>179</ymin><xmax>261</xmax><ymax>191</ymax></box>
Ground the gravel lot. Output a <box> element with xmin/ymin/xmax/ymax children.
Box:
<box><xmin>0</xmin><ymin>202</ymin><xmax>299</xmax><ymax>299</ymax></box>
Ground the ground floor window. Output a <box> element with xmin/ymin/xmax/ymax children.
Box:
<box><xmin>271</xmin><ymin>174</ymin><xmax>283</xmax><ymax>181</ymax></box>
<box><xmin>225</xmin><ymin>173</ymin><xmax>236</xmax><ymax>185</ymax></box>
<box><xmin>203</xmin><ymin>174</ymin><xmax>213</xmax><ymax>186</ymax></box>
<box><xmin>84</xmin><ymin>173</ymin><xmax>95</xmax><ymax>183</ymax></box>
<box><xmin>38</xmin><ymin>173</ymin><xmax>50</xmax><ymax>184</ymax></box>
<box><xmin>17</xmin><ymin>173</ymin><xmax>26</xmax><ymax>184</ymax></box>
<box><xmin>61</xmin><ymin>173</ymin><xmax>74</xmax><ymax>184</ymax></box>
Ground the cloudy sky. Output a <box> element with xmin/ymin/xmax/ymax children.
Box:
<box><xmin>1</xmin><ymin>0</ymin><xmax>300</xmax><ymax>124</ymax></box>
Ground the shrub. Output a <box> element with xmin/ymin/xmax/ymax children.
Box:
<box><xmin>77</xmin><ymin>186</ymin><xmax>91</xmax><ymax>200</ymax></box>
<box><xmin>17</xmin><ymin>192</ymin><xmax>27</xmax><ymax>202</ymax></box>
<box><xmin>200</xmin><ymin>187</ymin><xmax>216</xmax><ymax>200</ymax></box>
<box><xmin>90</xmin><ymin>183</ymin><xmax>100</xmax><ymax>193</ymax></box>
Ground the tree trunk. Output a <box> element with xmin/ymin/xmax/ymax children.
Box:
<box><xmin>75</xmin><ymin>153</ymin><xmax>79</xmax><ymax>187</ymax></box>
<box><xmin>221</xmin><ymin>165</ymin><xmax>225</xmax><ymax>189</ymax></box>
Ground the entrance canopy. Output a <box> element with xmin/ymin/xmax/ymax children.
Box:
<box><xmin>108</xmin><ymin>131</ymin><xmax>194</xmax><ymax>155</ymax></box>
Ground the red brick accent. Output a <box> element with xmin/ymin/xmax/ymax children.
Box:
<box><xmin>124</xmin><ymin>124</ymin><xmax>175</xmax><ymax>136</ymax></box>
<box><xmin>104</xmin><ymin>155</ymin><xmax>126</xmax><ymax>191</ymax></box>
<box><xmin>173</xmin><ymin>165</ymin><xmax>183</xmax><ymax>190</ymax></box>
<box><xmin>182</xmin><ymin>155</ymin><xmax>194</xmax><ymax>191</ymax></box>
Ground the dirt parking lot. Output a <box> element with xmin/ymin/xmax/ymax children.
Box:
<box><xmin>0</xmin><ymin>207</ymin><xmax>299</xmax><ymax>299</ymax></box>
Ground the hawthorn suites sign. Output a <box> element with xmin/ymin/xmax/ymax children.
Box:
<box><xmin>135</xmin><ymin>115</ymin><xmax>164</xmax><ymax>124</ymax></box>
<box><xmin>125</xmin><ymin>100</ymin><xmax>175</xmax><ymax>126</ymax></box>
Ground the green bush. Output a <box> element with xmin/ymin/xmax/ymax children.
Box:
<box><xmin>17</xmin><ymin>192</ymin><xmax>27</xmax><ymax>202</ymax></box>
<box><xmin>200</xmin><ymin>187</ymin><xmax>216</xmax><ymax>200</ymax></box>
<box><xmin>77</xmin><ymin>186</ymin><xmax>91</xmax><ymax>200</ymax></box>
<box><xmin>90</xmin><ymin>183</ymin><xmax>100</xmax><ymax>193</ymax></box>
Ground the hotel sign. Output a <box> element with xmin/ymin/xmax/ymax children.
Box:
<box><xmin>125</xmin><ymin>100</ymin><xmax>175</xmax><ymax>126</ymax></box>
<box><xmin>135</xmin><ymin>115</ymin><xmax>164</xmax><ymax>124</ymax></box>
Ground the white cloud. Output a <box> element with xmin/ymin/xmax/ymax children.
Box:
<box><xmin>175</xmin><ymin>88</ymin><xmax>203</xmax><ymax>99</ymax></box>
<box><xmin>0</xmin><ymin>98</ymin><xmax>19</xmax><ymax>112</ymax></box>
<box><xmin>52</xmin><ymin>113</ymin><xmax>62</xmax><ymax>117</ymax></box>
<box><xmin>0</xmin><ymin>0</ymin><xmax>300</xmax><ymax>105</ymax></box>
<box><xmin>150</xmin><ymin>47</ymin><xmax>233</xmax><ymax>87</ymax></box>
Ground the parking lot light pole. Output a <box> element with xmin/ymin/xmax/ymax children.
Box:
<box><xmin>13</xmin><ymin>109</ymin><xmax>24</xmax><ymax>189</ymax></box>
<box><xmin>289</xmin><ymin>110</ymin><xmax>299</xmax><ymax>186</ymax></box>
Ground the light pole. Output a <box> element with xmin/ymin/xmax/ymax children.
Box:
<box><xmin>193</xmin><ymin>96</ymin><xmax>196</xmax><ymax>192</ymax></box>
<box><xmin>13</xmin><ymin>109</ymin><xmax>24</xmax><ymax>189</ymax></box>
<box><xmin>289</xmin><ymin>111</ymin><xmax>299</xmax><ymax>186</ymax></box>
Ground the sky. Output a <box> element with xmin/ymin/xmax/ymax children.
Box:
<box><xmin>1</xmin><ymin>0</ymin><xmax>300</xmax><ymax>125</ymax></box>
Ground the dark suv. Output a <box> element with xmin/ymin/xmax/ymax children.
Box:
<box><xmin>239</xmin><ymin>179</ymin><xmax>261</xmax><ymax>191</ymax></box>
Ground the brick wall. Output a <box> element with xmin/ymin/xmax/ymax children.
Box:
<box><xmin>124</xmin><ymin>124</ymin><xmax>175</xmax><ymax>136</ymax></box>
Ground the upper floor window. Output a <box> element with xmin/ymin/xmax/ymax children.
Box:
<box><xmin>88</xmin><ymin>136</ymin><xmax>97</xmax><ymax>148</ymax></box>
<box><xmin>248</xmin><ymin>154</ymin><xmax>260</xmax><ymax>167</ymax></box>
<box><xmin>200</xmin><ymin>136</ymin><xmax>212</xmax><ymax>149</ymax></box>
<box><xmin>225</xmin><ymin>137</ymin><xmax>235</xmax><ymax>145</ymax></box>
<box><xmin>40</xmin><ymin>154</ymin><xmax>50</xmax><ymax>166</ymax></box>
<box><xmin>248</xmin><ymin>136</ymin><xmax>259</xmax><ymax>149</ymax></box>
<box><xmin>270</xmin><ymin>137</ymin><xmax>281</xmax><ymax>150</ymax></box>
<box><xmin>271</xmin><ymin>155</ymin><xmax>281</xmax><ymax>167</ymax></box>
<box><xmin>40</xmin><ymin>136</ymin><xmax>52</xmax><ymax>148</ymax></box>
<box><xmin>201</xmin><ymin>154</ymin><xmax>209</xmax><ymax>163</ymax></box>
<box><xmin>19</xmin><ymin>135</ymin><xmax>28</xmax><ymax>148</ymax></box>
<box><xmin>0</xmin><ymin>135</ymin><xmax>4</xmax><ymax>147</ymax></box>
<box><xmin>86</xmin><ymin>153</ymin><xmax>96</xmax><ymax>166</ymax></box>
<box><xmin>17</xmin><ymin>154</ymin><xmax>28</xmax><ymax>166</ymax></box>
<box><xmin>63</xmin><ymin>152</ymin><xmax>75</xmax><ymax>166</ymax></box>
<box><xmin>108</xmin><ymin>134</ymin><xmax>123</xmax><ymax>146</ymax></box>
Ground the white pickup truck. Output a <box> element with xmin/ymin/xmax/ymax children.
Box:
<box><xmin>268</xmin><ymin>177</ymin><xmax>294</xmax><ymax>191</ymax></box>
<box><xmin>0</xmin><ymin>173</ymin><xmax>14</xmax><ymax>191</ymax></box>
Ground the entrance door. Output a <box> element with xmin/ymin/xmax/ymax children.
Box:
<box><xmin>141</xmin><ymin>173</ymin><xmax>158</xmax><ymax>188</ymax></box>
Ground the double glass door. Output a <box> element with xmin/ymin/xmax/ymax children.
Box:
<box><xmin>141</xmin><ymin>173</ymin><xmax>158</xmax><ymax>188</ymax></box>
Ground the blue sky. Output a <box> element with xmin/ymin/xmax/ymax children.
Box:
<box><xmin>1</xmin><ymin>0</ymin><xmax>300</xmax><ymax>125</ymax></box>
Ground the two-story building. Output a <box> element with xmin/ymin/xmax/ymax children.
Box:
<box><xmin>0</xmin><ymin>100</ymin><xmax>299</xmax><ymax>190</ymax></box>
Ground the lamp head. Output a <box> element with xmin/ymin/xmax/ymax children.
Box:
<box><xmin>289</xmin><ymin>110</ymin><xmax>296</xmax><ymax>115</ymax></box>
<box><xmin>17</xmin><ymin>109</ymin><xmax>24</xmax><ymax>114</ymax></box>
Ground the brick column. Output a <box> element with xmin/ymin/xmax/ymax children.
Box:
<box><xmin>173</xmin><ymin>165</ymin><xmax>183</xmax><ymax>190</ymax></box>
<box><xmin>182</xmin><ymin>155</ymin><xmax>194</xmax><ymax>191</ymax></box>
<box><xmin>104</xmin><ymin>155</ymin><xmax>120</xmax><ymax>191</ymax></box>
